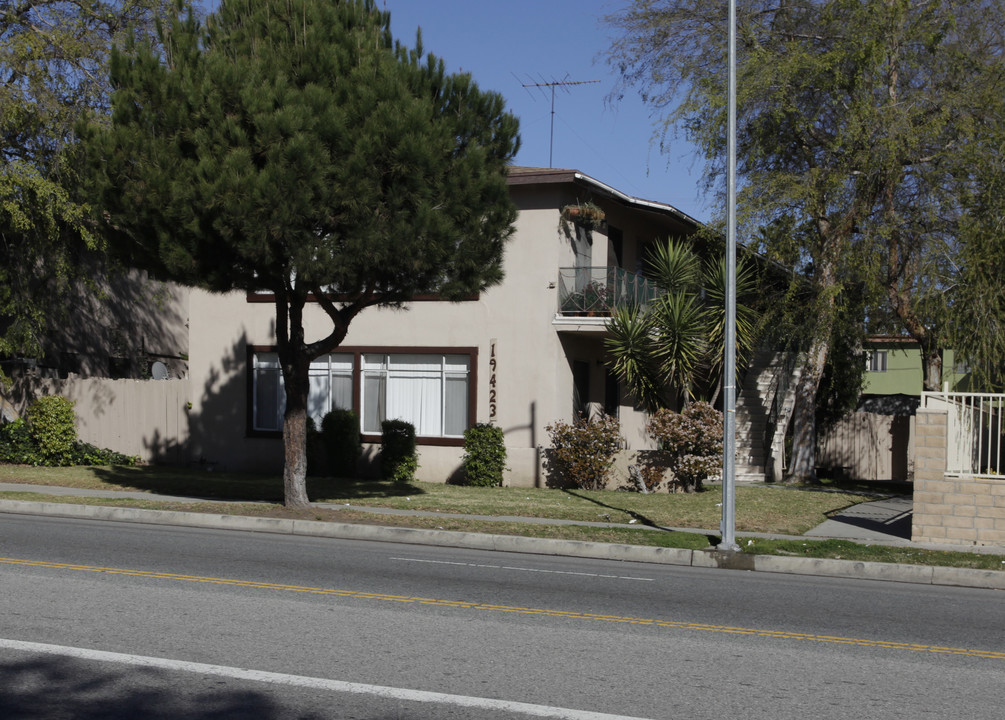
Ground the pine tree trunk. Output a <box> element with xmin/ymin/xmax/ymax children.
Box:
<box><xmin>282</xmin><ymin>364</ymin><xmax>311</xmax><ymax>509</ymax></box>
<box><xmin>278</xmin><ymin>292</ymin><xmax>312</xmax><ymax>509</ymax></box>
<box><xmin>283</xmin><ymin>414</ymin><xmax>311</xmax><ymax>508</ymax></box>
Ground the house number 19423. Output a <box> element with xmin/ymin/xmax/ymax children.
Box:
<box><xmin>489</xmin><ymin>340</ymin><xmax>498</xmax><ymax>421</ymax></box>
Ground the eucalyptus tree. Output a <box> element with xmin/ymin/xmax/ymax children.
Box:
<box><xmin>605</xmin><ymin>238</ymin><xmax>758</xmax><ymax>411</ymax></box>
<box><xmin>0</xmin><ymin>0</ymin><xmax>175</xmax><ymax>361</ymax></box>
<box><xmin>949</xmin><ymin>137</ymin><xmax>1005</xmax><ymax>390</ymax></box>
<box><xmin>83</xmin><ymin>0</ymin><xmax>520</xmax><ymax>507</ymax></box>
<box><xmin>607</xmin><ymin>0</ymin><xmax>1005</xmax><ymax>480</ymax></box>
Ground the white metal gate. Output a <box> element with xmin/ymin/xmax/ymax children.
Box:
<box><xmin>921</xmin><ymin>392</ymin><xmax>1005</xmax><ymax>477</ymax></box>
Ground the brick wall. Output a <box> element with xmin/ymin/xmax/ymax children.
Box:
<box><xmin>912</xmin><ymin>408</ymin><xmax>1005</xmax><ymax>546</ymax></box>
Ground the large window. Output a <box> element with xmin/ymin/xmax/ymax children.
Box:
<box><xmin>252</xmin><ymin>352</ymin><xmax>353</xmax><ymax>431</ymax></box>
<box><xmin>249</xmin><ymin>348</ymin><xmax>473</xmax><ymax>441</ymax></box>
<box><xmin>362</xmin><ymin>353</ymin><xmax>469</xmax><ymax>437</ymax></box>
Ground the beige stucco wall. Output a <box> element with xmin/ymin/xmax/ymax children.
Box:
<box><xmin>182</xmin><ymin>185</ymin><xmax>578</xmax><ymax>484</ymax></box>
<box><xmin>183</xmin><ymin>180</ymin><xmax>692</xmax><ymax>486</ymax></box>
<box><xmin>48</xmin><ymin>269</ymin><xmax>190</xmax><ymax>379</ymax></box>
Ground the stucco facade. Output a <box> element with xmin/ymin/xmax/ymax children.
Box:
<box><xmin>183</xmin><ymin>168</ymin><xmax>701</xmax><ymax>486</ymax></box>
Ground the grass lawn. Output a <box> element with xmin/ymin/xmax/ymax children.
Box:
<box><xmin>0</xmin><ymin>464</ymin><xmax>862</xmax><ymax>534</ymax></box>
<box><xmin>2</xmin><ymin>464</ymin><xmax>1003</xmax><ymax>571</ymax></box>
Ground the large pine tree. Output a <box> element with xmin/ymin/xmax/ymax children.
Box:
<box><xmin>84</xmin><ymin>0</ymin><xmax>520</xmax><ymax>506</ymax></box>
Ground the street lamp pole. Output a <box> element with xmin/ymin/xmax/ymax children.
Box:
<box><xmin>719</xmin><ymin>0</ymin><xmax>740</xmax><ymax>552</ymax></box>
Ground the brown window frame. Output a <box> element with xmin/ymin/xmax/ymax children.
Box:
<box><xmin>246</xmin><ymin>345</ymin><xmax>478</xmax><ymax>447</ymax></box>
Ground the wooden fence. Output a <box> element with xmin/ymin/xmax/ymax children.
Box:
<box><xmin>4</xmin><ymin>377</ymin><xmax>190</xmax><ymax>464</ymax></box>
<box><xmin>816</xmin><ymin>411</ymin><xmax>914</xmax><ymax>482</ymax></box>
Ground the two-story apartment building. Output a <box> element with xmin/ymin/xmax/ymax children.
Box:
<box><xmin>178</xmin><ymin>167</ymin><xmax>703</xmax><ymax>486</ymax></box>
<box><xmin>6</xmin><ymin>167</ymin><xmax>734</xmax><ymax>486</ymax></box>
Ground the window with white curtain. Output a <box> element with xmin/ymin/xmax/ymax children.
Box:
<box><xmin>251</xmin><ymin>349</ymin><xmax>471</xmax><ymax>439</ymax></box>
<box><xmin>252</xmin><ymin>352</ymin><xmax>354</xmax><ymax>431</ymax></box>
<box><xmin>362</xmin><ymin>353</ymin><xmax>469</xmax><ymax>437</ymax></box>
<box><xmin>308</xmin><ymin>353</ymin><xmax>353</xmax><ymax>423</ymax></box>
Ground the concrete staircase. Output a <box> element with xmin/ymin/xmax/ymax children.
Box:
<box><xmin>735</xmin><ymin>350</ymin><xmax>800</xmax><ymax>483</ymax></box>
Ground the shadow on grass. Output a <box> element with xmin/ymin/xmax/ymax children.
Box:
<box><xmin>88</xmin><ymin>466</ymin><xmax>426</xmax><ymax>503</ymax></box>
<box><xmin>312</xmin><ymin>479</ymin><xmax>426</xmax><ymax>501</ymax></box>
<box><xmin>562</xmin><ymin>488</ymin><xmax>720</xmax><ymax>546</ymax></box>
<box><xmin>812</xmin><ymin>478</ymin><xmax>914</xmax><ymax>496</ymax></box>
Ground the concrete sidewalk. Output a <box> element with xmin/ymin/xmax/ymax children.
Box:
<box><xmin>1</xmin><ymin>483</ymin><xmax>1003</xmax><ymax>589</ymax></box>
<box><xmin>804</xmin><ymin>494</ymin><xmax>914</xmax><ymax>543</ymax></box>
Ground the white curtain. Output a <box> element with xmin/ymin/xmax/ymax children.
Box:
<box><xmin>358</xmin><ymin>353</ymin><xmax>471</xmax><ymax>437</ymax></box>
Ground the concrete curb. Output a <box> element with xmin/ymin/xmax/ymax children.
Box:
<box><xmin>2</xmin><ymin>499</ymin><xmax>1003</xmax><ymax>591</ymax></box>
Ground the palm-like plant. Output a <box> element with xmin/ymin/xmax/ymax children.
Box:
<box><xmin>605</xmin><ymin>238</ymin><xmax>758</xmax><ymax>410</ymax></box>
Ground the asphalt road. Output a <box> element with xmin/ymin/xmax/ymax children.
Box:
<box><xmin>2</xmin><ymin>513</ymin><xmax>1004</xmax><ymax>719</ymax></box>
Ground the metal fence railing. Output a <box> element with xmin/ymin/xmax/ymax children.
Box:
<box><xmin>557</xmin><ymin>266</ymin><xmax>659</xmax><ymax>316</ymax></box>
<box><xmin>922</xmin><ymin>391</ymin><xmax>1005</xmax><ymax>477</ymax></box>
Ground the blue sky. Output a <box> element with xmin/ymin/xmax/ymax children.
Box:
<box><xmin>384</xmin><ymin>1</ymin><xmax>712</xmax><ymax>221</ymax></box>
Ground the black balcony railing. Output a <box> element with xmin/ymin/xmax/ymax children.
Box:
<box><xmin>557</xmin><ymin>266</ymin><xmax>659</xmax><ymax>316</ymax></box>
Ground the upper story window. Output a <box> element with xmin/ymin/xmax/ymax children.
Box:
<box><xmin>866</xmin><ymin>350</ymin><xmax>888</xmax><ymax>373</ymax></box>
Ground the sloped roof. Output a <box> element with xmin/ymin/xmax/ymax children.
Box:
<box><xmin>506</xmin><ymin>166</ymin><xmax>700</xmax><ymax>229</ymax></box>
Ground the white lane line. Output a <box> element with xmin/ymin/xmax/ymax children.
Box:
<box><xmin>1</xmin><ymin>638</ymin><xmax>652</xmax><ymax>720</ymax></box>
<box><xmin>390</xmin><ymin>557</ymin><xmax>653</xmax><ymax>581</ymax></box>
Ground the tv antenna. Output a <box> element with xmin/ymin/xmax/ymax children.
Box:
<box><xmin>519</xmin><ymin>75</ymin><xmax>600</xmax><ymax>168</ymax></box>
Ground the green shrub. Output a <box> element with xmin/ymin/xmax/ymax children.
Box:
<box><xmin>460</xmin><ymin>423</ymin><xmax>507</xmax><ymax>486</ymax></box>
<box><xmin>644</xmin><ymin>402</ymin><xmax>723</xmax><ymax>492</ymax></box>
<box><xmin>0</xmin><ymin>402</ymin><xmax>137</xmax><ymax>467</ymax></box>
<box><xmin>387</xmin><ymin>454</ymin><xmax>418</xmax><ymax>484</ymax></box>
<box><xmin>545</xmin><ymin>415</ymin><xmax>623</xmax><ymax>490</ymax></box>
<box><xmin>0</xmin><ymin>419</ymin><xmax>39</xmax><ymax>464</ymax></box>
<box><xmin>26</xmin><ymin>395</ymin><xmax>78</xmax><ymax>464</ymax></box>
<box><xmin>321</xmin><ymin>408</ymin><xmax>362</xmax><ymax>478</ymax></box>
<box><xmin>380</xmin><ymin>419</ymin><xmax>418</xmax><ymax>483</ymax></box>
<box><xmin>66</xmin><ymin>442</ymin><xmax>139</xmax><ymax>467</ymax></box>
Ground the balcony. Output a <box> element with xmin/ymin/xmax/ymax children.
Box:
<box><xmin>557</xmin><ymin>266</ymin><xmax>659</xmax><ymax>317</ymax></box>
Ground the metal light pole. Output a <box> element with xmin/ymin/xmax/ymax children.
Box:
<box><xmin>719</xmin><ymin>0</ymin><xmax>740</xmax><ymax>552</ymax></box>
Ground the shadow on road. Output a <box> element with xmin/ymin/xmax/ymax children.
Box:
<box><xmin>0</xmin><ymin>654</ymin><xmax>319</xmax><ymax>720</ymax></box>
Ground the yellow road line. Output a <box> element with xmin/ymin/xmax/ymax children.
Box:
<box><xmin>4</xmin><ymin>556</ymin><xmax>1003</xmax><ymax>660</ymax></box>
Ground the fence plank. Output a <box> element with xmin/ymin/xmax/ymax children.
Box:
<box><xmin>8</xmin><ymin>378</ymin><xmax>189</xmax><ymax>463</ymax></box>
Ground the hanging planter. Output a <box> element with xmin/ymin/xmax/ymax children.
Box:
<box><xmin>561</xmin><ymin>201</ymin><xmax>606</xmax><ymax>230</ymax></box>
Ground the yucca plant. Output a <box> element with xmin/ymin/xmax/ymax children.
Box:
<box><xmin>604</xmin><ymin>238</ymin><xmax>759</xmax><ymax>410</ymax></box>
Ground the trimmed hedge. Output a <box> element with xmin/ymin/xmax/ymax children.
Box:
<box><xmin>380</xmin><ymin>419</ymin><xmax>418</xmax><ymax>483</ymax></box>
<box><xmin>321</xmin><ymin>409</ymin><xmax>362</xmax><ymax>478</ymax></box>
<box><xmin>460</xmin><ymin>423</ymin><xmax>506</xmax><ymax>486</ymax></box>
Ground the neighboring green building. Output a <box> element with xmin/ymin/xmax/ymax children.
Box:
<box><xmin>818</xmin><ymin>337</ymin><xmax>977</xmax><ymax>483</ymax></box>
<box><xmin>863</xmin><ymin>337</ymin><xmax>973</xmax><ymax>396</ymax></box>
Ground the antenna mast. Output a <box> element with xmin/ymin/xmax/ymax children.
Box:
<box><xmin>520</xmin><ymin>77</ymin><xmax>599</xmax><ymax>168</ymax></box>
